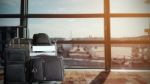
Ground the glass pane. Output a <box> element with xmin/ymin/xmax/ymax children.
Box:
<box><xmin>110</xmin><ymin>0</ymin><xmax>150</xmax><ymax>13</ymax></box>
<box><xmin>59</xmin><ymin>44</ymin><xmax>104</xmax><ymax>68</ymax></box>
<box><xmin>29</xmin><ymin>0</ymin><xmax>103</xmax><ymax>14</ymax></box>
<box><xmin>111</xmin><ymin>18</ymin><xmax>150</xmax><ymax>41</ymax></box>
<box><xmin>0</xmin><ymin>19</ymin><xmax>20</xmax><ymax>26</ymax></box>
<box><xmin>111</xmin><ymin>44</ymin><xmax>150</xmax><ymax>70</ymax></box>
<box><xmin>28</xmin><ymin>18</ymin><xmax>104</xmax><ymax>40</ymax></box>
<box><xmin>0</xmin><ymin>0</ymin><xmax>20</xmax><ymax>14</ymax></box>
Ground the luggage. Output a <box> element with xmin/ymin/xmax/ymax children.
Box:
<box><xmin>30</xmin><ymin>33</ymin><xmax>64</xmax><ymax>82</ymax></box>
<box><xmin>5</xmin><ymin>47</ymin><xmax>30</xmax><ymax>84</ymax></box>
<box><xmin>30</xmin><ymin>56</ymin><xmax>64</xmax><ymax>82</ymax></box>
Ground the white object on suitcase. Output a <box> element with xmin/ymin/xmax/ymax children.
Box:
<box><xmin>30</xmin><ymin>45</ymin><xmax>57</xmax><ymax>56</ymax></box>
<box><xmin>32</xmin><ymin>45</ymin><xmax>56</xmax><ymax>52</ymax></box>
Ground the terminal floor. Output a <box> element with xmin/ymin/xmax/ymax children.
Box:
<box><xmin>0</xmin><ymin>69</ymin><xmax>150</xmax><ymax>84</ymax></box>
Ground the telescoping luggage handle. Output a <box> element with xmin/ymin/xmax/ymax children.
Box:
<box><xmin>8</xmin><ymin>38</ymin><xmax>32</xmax><ymax>51</ymax></box>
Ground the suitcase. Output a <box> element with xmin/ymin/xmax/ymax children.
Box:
<box><xmin>30</xmin><ymin>56</ymin><xmax>64</xmax><ymax>82</ymax></box>
<box><xmin>5</xmin><ymin>47</ymin><xmax>30</xmax><ymax>84</ymax></box>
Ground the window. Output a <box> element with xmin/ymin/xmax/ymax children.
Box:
<box><xmin>111</xmin><ymin>18</ymin><xmax>150</xmax><ymax>41</ymax></box>
<box><xmin>1</xmin><ymin>0</ymin><xmax>150</xmax><ymax>70</ymax></box>
<box><xmin>111</xmin><ymin>44</ymin><xmax>150</xmax><ymax>70</ymax></box>
<box><xmin>110</xmin><ymin>0</ymin><xmax>150</xmax><ymax>13</ymax></box>
<box><xmin>0</xmin><ymin>0</ymin><xmax>20</xmax><ymax>14</ymax></box>
<box><xmin>28</xmin><ymin>18</ymin><xmax>105</xmax><ymax>69</ymax></box>
<box><xmin>0</xmin><ymin>18</ymin><xmax>20</xmax><ymax>26</ymax></box>
<box><xmin>61</xmin><ymin>44</ymin><xmax>105</xmax><ymax>69</ymax></box>
<box><xmin>28</xmin><ymin>18</ymin><xmax>104</xmax><ymax>39</ymax></box>
<box><xmin>29</xmin><ymin>0</ymin><xmax>104</xmax><ymax>14</ymax></box>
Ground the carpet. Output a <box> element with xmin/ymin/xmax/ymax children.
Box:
<box><xmin>0</xmin><ymin>69</ymin><xmax>150</xmax><ymax>84</ymax></box>
<box><xmin>62</xmin><ymin>70</ymin><xmax>150</xmax><ymax>84</ymax></box>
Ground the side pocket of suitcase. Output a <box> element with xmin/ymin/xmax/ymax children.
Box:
<box><xmin>6</xmin><ymin>64</ymin><xmax>26</xmax><ymax>82</ymax></box>
<box><xmin>44</xmin><ymin>57</ymin><xmax>64</xmax><ymax>81</ymax></box>
<box><xmin>5</xmin><ymin>47</ymin><xmax>30</xmax><ymax>84</ymax></box>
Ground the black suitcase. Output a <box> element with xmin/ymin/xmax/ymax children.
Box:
<box><xmin>30</xmin><ymin>56</ymin><xmax>64</xmax><ymax>82</ymax></box>
<box><xmin>5</xmin><ymin>48</ymin><xmax>30</xmax><ymax>84</ymax></box>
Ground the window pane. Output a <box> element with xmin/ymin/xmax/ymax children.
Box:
<box><xmin>111</xmin><ymin>18</ymin><xmax>150</xmax><ymax>41</ymax></box>
<box><xmin>28</xmin><ymin>18</ymin><xmax>104</xmax><ymax>40</ymax></box>
<box><xmin>29</xmin><ymin>0</ymin><xmax>103</xmax><ymax>14</ymax></box>
<box><xmin>28</xmin><ymin>18</ymin><xmax>104</xmax><ymax>69</ymax></box>
<box><xmin>0</xmin><ymin>19</ymin><xmax>20</xmax><ymax>26</ymax></box>
<box><xmin>111</xmin><ymin>44</ymin><xmax>150</xmax><ymax>70</ymax></box>
<box><xmin>110</xmin><ymin>0</ymin><xmax>150</xmax><ymax>13</ymax></box>
<box><xmin>60</xmin><ymin>44</ymin><xmax>104</xmax><ymax>68</ymax></box>
<box><xmin>0</xmin><ymin>0</ymin><xmax>20</xmax><ymax>14</ymax></box>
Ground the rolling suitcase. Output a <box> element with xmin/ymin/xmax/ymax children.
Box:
<box><xmin>5</xmin><ymin>46</ymin><xmax>30</xmax><ymax>84</ymax></box>
<box><xmin>30</xmin><ymin>56</ymin><xmax>64</xmax><ymax>82</ymax></box>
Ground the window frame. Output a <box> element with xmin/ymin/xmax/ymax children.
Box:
<box><xmin>0</xmin><ymin>0</ymin><xmax>150</xmax><ymax>71</ymax></box>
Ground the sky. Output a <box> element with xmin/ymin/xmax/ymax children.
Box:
<box><xmin>0</xmin><ymin>0</ymin><xmax>150</xmax><ymax>38</ymax></box>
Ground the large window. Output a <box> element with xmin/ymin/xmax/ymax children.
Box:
<box><xmin>110</xmin><ymin>1</ymin><xmax>150</xmax><ymax>70</ymax></box>
<box><xmin>28</xmin><ymin>0</ymin><xmax>105</xmax><ymax>69</ymax></box>
<box><xmin>1</xmin><ymin>0</ymin><xmax>150</xmax><ymax>70</ymax></box>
